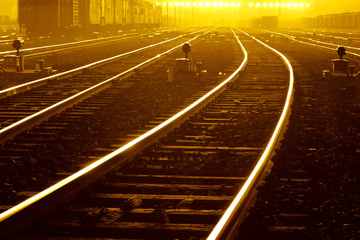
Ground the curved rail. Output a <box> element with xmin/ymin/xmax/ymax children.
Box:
<box><xmin>0</xmin><ymin>29</ymin><xmax>212</xmax><ymax>143</ymax></box>
<box><xmin>207</xmin><ymin>28</ymin><xmax>294</xmax><ymax>240</ymax></box>
<box><xmin>0</xmin><ymin>28</ymin><xmax>246</xmax><ymax>239</ymax></box>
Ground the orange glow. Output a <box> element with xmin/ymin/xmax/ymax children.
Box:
<box><xmin>3</xmin><ymin>0</ymin><xmax>360</xmax><ymax>27</ymax></box>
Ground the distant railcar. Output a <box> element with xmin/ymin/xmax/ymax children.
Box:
<box><xmin>261</xmin><ymin>16</ymin><xmax>278</xmax><ymax>28</ymax></box>
<box><xmin>251</xmin><ymin>16</ymin><xmax>278</xmax><ymax>28</ymax></box>
<box><xmin>355</xmin><ymin>13</ymin><xmax>360</xmax><ymax>28</ymax></box>
<box><xmin>324</xmin><ymin>15</ymin><xmax>331</xmax><ymax>28</ymax></box>
<box><xmin>304</xmin><ymin>12</ymin><xmax>360</xmax><ymax>29</ymax></box>
<box><xmin>18</xmin><ymin>0</ymin><xmax>162</xmax><ymax>37</ymax></box>
<box><xmin>346</xmin><ymin>14</ymin><xmax>355</xmax><ymax>28</ymax></box>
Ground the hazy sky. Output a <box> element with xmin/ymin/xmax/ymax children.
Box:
<box><xmin>0</xmin><ymin>0</ymin><xmax>359</xmax><ymax>20</ymax></box>
<box><xmin>0</xmin><ymin>0</ymin><xmax>17</xmax><ymax>19</ymax></box>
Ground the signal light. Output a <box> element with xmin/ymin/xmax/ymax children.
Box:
<box><xmin>12</xmin><ymin>38</ymin><xmax>24</xmax><ymax>54</ymax></box>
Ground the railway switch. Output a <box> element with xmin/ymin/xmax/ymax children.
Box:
<box><xmin>1</xmin><ymin>38</ymin><xmax>56</xmax><ymax>76</ymax></box>
<box><xmin>323</xmin><ymin>47</ymin><xmax>359</xmax><ymax>88</ymax></box>
<box><xmin>337</xmin><ymin>46</ymin><xmax>346</xmax><ymax>59</ymax></box>
<box><xmin>182</xmin><ymin>43</ymin><xmax>191</xmax><ymax>58</ymax></box>
<box><xmin>174</xmin><ymin>58</ymin><xmax>190</xmax><ymax>73</ymax></box>
<box><xmin>332</xmin><ymin>59</ymin><xmax>349</xmax><ymax>76</ymax></box>
<box><xmin>12</xmin><ymin>38</ymin><xmax>24</xmax><ymax>55</ymax></box>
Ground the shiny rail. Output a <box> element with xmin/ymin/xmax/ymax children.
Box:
<box><xmin>279</xmin><ymin>28</ymin><xmax>360</xmax><ymax>41</ymax></box>
<box><xmin>0</xmin><ymin>29</ymin><xmax>207</xmax><ymax>99</ymax></box>
<box><xmin>0</xmin><ymin>28</ymin><xmax>245</xmax><ymax>239</ymax></box>
<box><xmin>0</xmin><ymin>29</ymin><xmax>211</xmax><ymax>143</ymax></box>
<box><xmin>0</xmin><ymin>35</ymin><xmax>180</xmax><ymax>99</ymax></box>
<box><xmin>0</xmin><ymin>29</ymin><xmax>198</xmax><ymax>58</ymax></box>
<box><xmin>207</xmin><ymin>28</ymin><xmax>294</xmax><ymax>240</ymax></box>
<box><xmin>0</xmin><ymin>34</ymin><xmax>136</xmax><ymax>56</ymax></box>
<box><xmin>266</xmin><ymin>30</ymin><xmax>360</xmax><ymax>58</ymax></box>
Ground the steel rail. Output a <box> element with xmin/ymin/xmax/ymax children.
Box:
<box><xmin>0</xmin><ymin>34</ymin><xmax>137</xmax><ymax>56</ymax></box>
<box><xmin>0</xmin><ymin>36</ymin><xmax>178</xmax><ymax>98</ymax></box>
<box><xmin>22</xmin><ymin>32</ymin><xmax>184</xmax><ymax>59</ymax></box>
<box><xmin>0</xmin><ymin>37</ymin><xmax>13</xmax><ymax>45</ymax></box>
<box><xmin>279</xmin><ymin>28</ymin><xmax>360</xmax><ymax>41</ymax></box>
<box><xmin>0</xmin><ymin>28</ymin><xmax>208</xmax><ymax>99</ymax></box>
<box><xmin>0</xmin><ymin>28</ymin><xmax>244</xmax><ymax>239</ymax></box>
<box><xmin>273</xmin><ymin>29</ymin><xmax>360</xmax><ymax>50</ymax></box>
<box><xmin>207</xmin><ymin>28</ymin><xmax>294</xmax><ymax>240</ymax></box>
<box><xmin>266</xmin><ymin>30</ymin><xmax>360</xmax><ymax>58</ymax></box>
<box><xmin>0</xmin><ymin>29</ymin><xmax>212</xmax><ymax>143</ymax></box>
<box><xmin>0</xmin><ymin>40</ymin><xmax>12</xmax><ymax>45</ymax></box>
<box><xmin>0</xmin><ymin>28</ymin><xmax>202</xmax><ymax>56</ymax></box>
<box><xmin>305</xmin><ymin>38</ymin><xmax>360</xmax><ymax>51</ymax></box>
<box><xmin>21</xmin><ymin>35</ymin><xmax>140</xmax><ymax>59</ymax></box>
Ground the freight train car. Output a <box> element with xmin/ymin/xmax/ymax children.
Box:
<box><xmin>251</xmin><ymin>16</ymin><xmax>278</xmax><ymax>28</ymax></box>
<box><xmin>19</xmin><ymin>0</ymin><xmax>162</xmax><ymax>37</ymax></box>
<box><xmin>304</xmin><ymin>12</ymin><xmax>360</xmax><ymax>29</ymax></box>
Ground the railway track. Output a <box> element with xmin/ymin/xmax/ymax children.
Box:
<box><xmin>0</xmin><ymin>26</ymin><xmax>231</xmax><ymax>209</ymax></box>
<box><xmin>0</xmin><ymin>39</ymin><xmax>12</xmax><ymax>47</ymax></box>
<box><xmin>0</xmin><ymin>28</ymin><xmax>190</xmax><ymax>61</ymax></box>
<box><xmin>236</xmin><ymin>28</ymin><xmax>360</xmax><ymax>239</ymax></box>
<box><xmin>0</xmin><ymin>29</ymin><xmax>208</xmax><ymax>142</ymax></box>
<box><xmin>0</xmin><ymin>33</ymin><xmax>145</xmax><ymax>58</ymax></box>
<box><xmin>0</xmin><ymin>29</ymin><xmax>189</xmax><ymax>90</ymax></box>
<box><xmin>265</xmin><ymin>29</ymin><xmax>360</xmax><ymax>58</ymax></box>
<box><xmin>277</xmin><ymin>28</ymin><xmax>360</xmax><ymax>45</ymax></box>
<box><xmin>0</xmin><ymin>28</ymin><xmax>294</xmax><ymax>239</ymax></box>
